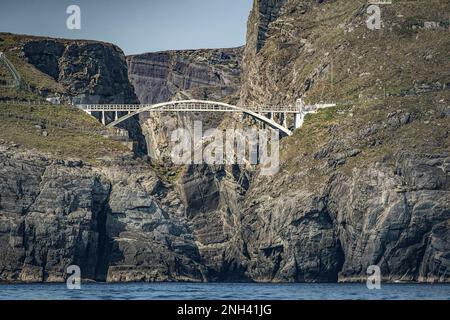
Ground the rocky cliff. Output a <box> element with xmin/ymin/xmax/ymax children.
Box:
<box><xmin>0</xmin><ymin>140</ymin><xmax>254</xmax><ymax>282</ymax></box>
<box><xmin>0</xmin><ymin>142</ymin><xmax>209</xmax><ymax>282</ymax></box>
<box><xmin>0</xmin><ymin>0</ymin><xmax>449</xmax><ymax>283</ymax></box>
<box><xmin>126</xmin><ymin>47</ymin><xmax>243</xmax><ymax>162</ymax></box>
<box><xmin>232</xmin><ymin>0</ymin><xmax>450</xmax><ymax>282</ymax></box>
<box><xmin>0</xmin><ymin>33</ymin><xmax>147</xmax><ymax>154</ymax></box>
<box><xmin>122</xmin><ymin>0</ymin><xmax>449</xmax><ymax>282</ymax></box>
<box><xmin>127</xmin><ymin>47</ymin><xmax>243</xmax><ymax>104</ymax></box>
<box><xmin>20</xmin><ymin>36</ymin><xmax>138</xmax><ymax>104</ymax></box>
<box><xmin>0</xmin><ymin>35</ymin><xmax>249</xmax><ymax>283</ymax></box>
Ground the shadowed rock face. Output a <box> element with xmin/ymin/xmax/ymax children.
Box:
<box><xmin>21</xmin><ymin>37</ymin><xmax>148</xmax><ymax>155</ymax></box>
<box><xmin>22</xmin><ymin>39</ymin><xmax>138</xmax><ymax>104</ymax></box>
<box><xmin>126</xmin><ymin>45</ymin><xmax>254</xmax><ymax>281</ymax></box>
<box><xmin>0</xmin><ymin>142</ymin><xmax>252</xmax><ymax>282</ymax></box>
<box><xmin>245</xmin><ymin>0</ymin><xmax>287</xmax><ymax>54</ymax></box>
<box><xmin>0</xmin><ymin>144</ymin><xmax>111</xmax><ymax>282</ymax></box>
<box><xmin>233</xmin><ymin>153</ymin><xmax>450</xmax><ymax>282</ymax></box>
<box><xmin>0</xmin><ymin>143</ymin><xmax>211</xmax><ymax>282</ymax></box>
<box><xmin>127</xmin><ymin>47</ymin><xmax>243</xmax><ymax>104</ymax></box>
<box><xmin>99</xmin><ymin>163</ymin><xmax>210</xmax><ymax>282</ymax></box>
<box><xmin>22</xmin><ymin>40</ymin><xmax>65</xmax><ymax>80</ymax></box>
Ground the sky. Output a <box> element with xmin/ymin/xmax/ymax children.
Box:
<box><xmin>0</xmin><ymin>0</ymin><xmax>253</xmax><ymax>55</ymax></box>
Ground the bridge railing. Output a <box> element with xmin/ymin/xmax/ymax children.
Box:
<box><xmin>77</xmin><ymin>103</ymin><xmax>301</xmax><ymax>113</ymax></box>
<box><xmin>0</xmin><ymin>52</ymin><xmax>22</xmax><ymax>88</ymax></box>
<box><xmin>75</xmin><ymin>99</ymin><xmax>337</xmax><ymax>136</ymax></box>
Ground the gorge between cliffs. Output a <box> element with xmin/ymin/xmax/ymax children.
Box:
<box><xmin>0</xmin><ymin>0</ymin><xmax>449</xmax><ymax>285</ymax></box>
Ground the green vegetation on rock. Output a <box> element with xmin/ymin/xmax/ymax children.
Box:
<box><xmin>0</xmin><ymin>103</ymin><xmax>130</xmax><ymax>162</ymax></box>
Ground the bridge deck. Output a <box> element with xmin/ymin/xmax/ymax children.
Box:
<box><xmin>77</xmin><ymin>103</ymin><xmax>300</xmax><ymax>113</ymax></box>
<box><xmin>75</xmin><ymin>100</ymin><xmax>335</xmax><ymax>137</ymax></box>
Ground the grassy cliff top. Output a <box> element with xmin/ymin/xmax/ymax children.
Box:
<box><xmin>0</xmin><ymin>32</ymin><xmax>129</xmax><ymax>98</ymax></box>
<box><xmin>241</xmin><ymin>0</ymin><xmax>449</xmax><ymax>190</ymax></box>
<box><xmin>0</xmin><ymin>103</ymin><xmax>130</xmax><ymax>163</ymax></box>
<box><xmin>279</xmin><ymin>90</ymin><xmax>449</xmax><ymax>190</ymax></box>
<box><xmin>0</xmin><ymin>34</ymin><xmax>64</xmax><ymax>95</ymax></box>
<box><xmin>0</xmin><ymin>33</ymin><xmax>135</xmax><ymax>163</ymax></box>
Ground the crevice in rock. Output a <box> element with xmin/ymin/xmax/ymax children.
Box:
<box><xmin>334</xmin><ymin>239</ymin><xmax>346</xmax><ymax>281</ymax></box>
<box><xmin>94</xmin><ymin>181</ymin><xmax>112</xmax><ymax>282</ymax></box>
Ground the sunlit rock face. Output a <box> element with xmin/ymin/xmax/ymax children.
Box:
<box><xmin>234</xmin><ymin>0</ymin><xmax>450</xmax><ymax>282</ymax></box>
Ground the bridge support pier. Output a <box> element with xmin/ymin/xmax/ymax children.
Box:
<box><xmin>294</xmin><ymin>98</ymin><xmax>305</xmax><ymax>129</ymax></box>
<box><xmin>280</xmin><ymin>113</ymin><xmax>287</xmax><ymax>128</ymax></box>
<box><xmin>115</xmin><ymin>111</ymin><xmax>118</xmax><ymax>121</ymax></box>
<box><xmin>294</xmin><ymin>113</ymin><xmax>304</xmax><ymax>129</ymax></box>
<box><xmin>101</xmin><ymin>111</ymin><xmax>106</xmax><ymax>125</ymax></box>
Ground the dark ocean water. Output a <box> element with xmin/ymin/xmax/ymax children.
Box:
<box><xmin>0</xmin><ymin>283</ymin><xmax>449</xmax><ymax>300</ymax></box>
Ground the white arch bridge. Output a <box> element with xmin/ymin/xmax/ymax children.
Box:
<box><xmin>76</xmin><ymin>99</ymin><xmax>335</xmax><ymax>136</ymax></box>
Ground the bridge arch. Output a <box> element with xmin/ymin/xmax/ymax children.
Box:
<box><xmin>105</xmin><ymin>100</ymin><xmax>293</xmax><ymax>136</ymax></box>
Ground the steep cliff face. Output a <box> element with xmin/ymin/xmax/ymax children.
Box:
<box><xmin>0</xmin><ymin>142</ymin><xmax>207</xmax><ymax>282</ymax></box>
<box><xmin>0</xmin><ymin>143</ymin><xmax>111</xmax><ymax>282</ymax></box>
<box><xmin>329</xmin><ymin>154</ymin><xmax>450</xmax><ymax>282</ymax></box>
<box><xmin>126</xmin><ymin>46</ymin><xmax>253</xmax><ymax>280</ymax></box>
<box><xmin>176</xmin><ymin>164</ymin><xmax>251</xmax><ymax>281</ymax></box>
<box><xmin>241</xmin><ymin>0</ymin><xmax>287</xmax><ymax>107</ymax></box>
<box><xmin>127</xmin><ymin>47</ymin><xmax>244</xmax><ymax>162</ymax></box>
<box><xmin>0</xmin><ymin>142</ymin><xmax>248</xmax><ymax>282</ymax></box>
<box><xmin>233</xmin><ymin>0</ymin><xmax>450</xmax><ymax>282</ymax></box>
<box><xmin>127</xmin><ymin>47</ymin><xmax>242</xmax><ymax>104</ymax></box>
<box><xmin>1</xmin><ymin>35</ymin><xmax>249</xmax><ymax>283</ymax></box>
<box><xmin>21</xmin><ymin>38</ymin><xmax>138</xmax><ymax>104</ymax></box>
<box><xmin>241</xmin><ymin>0</ymin><xmax>450</xmax><ymax>107</ymax></box>
<box><xmin>98</xmin><ymin>161</ymin><xmax>211</xmax><ymax>282</ymax></box>
<box><xmin>234</xmin><ymin>125</ymin><xmax>450</xmax><ymax>282</ymax></box>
